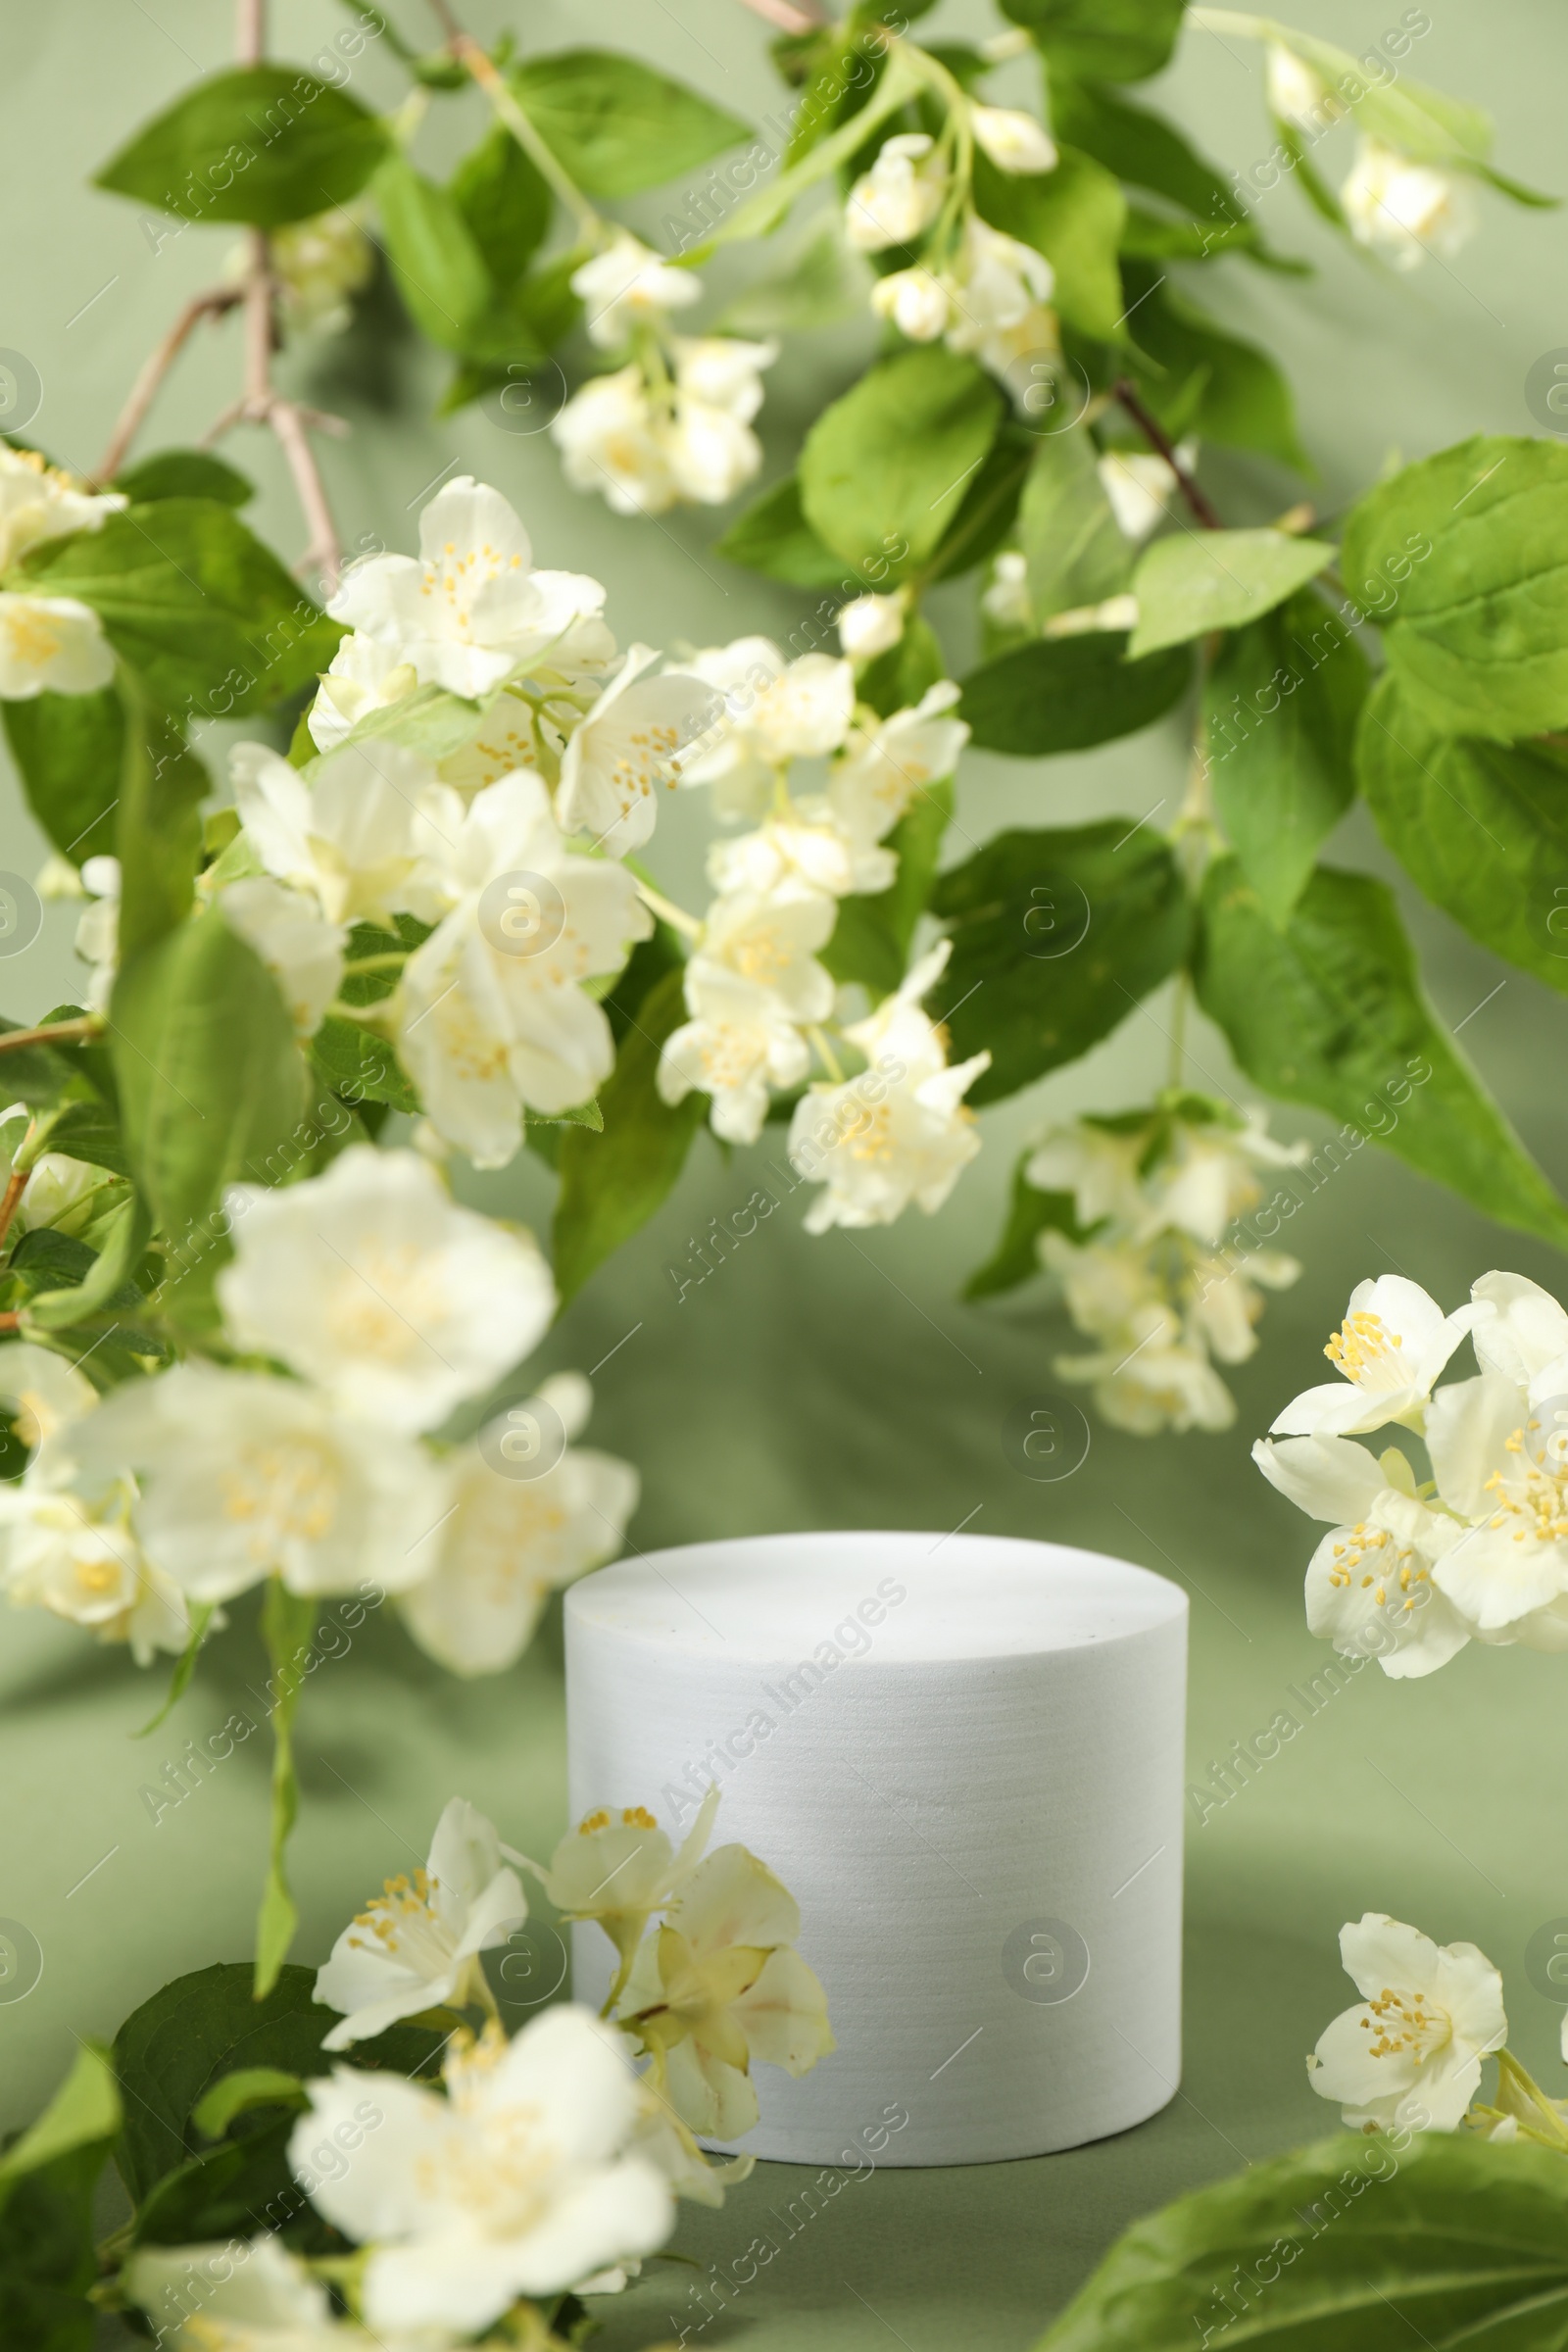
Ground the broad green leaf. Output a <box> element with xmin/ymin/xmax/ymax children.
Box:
<box><xmin>0</xmin><ymin>2043</ymin><xmax>119</xmax><ymax>2203</ymax></box>
<box><xmin>331</xmin><ymin>680</ymin><xmax>490</xmax><ymax>763</ymax></box>
<box><xmin>1122</xmin><ymin>264</ymin><xmax>1310</xmax><ymax>471</ymax></box>
<box><xmin>310</xmin><ymin>1015</ymin><xmax>421</xmax><ymax>1113</ymax></box>
<box><xmin>33</xmin><ymin>1096</ymin><xmax>130</xmax><ymax>1178</ymax></box>
<box><xmin>930</xmin><ymin>821</ymin><xmax>1190</xmax><ymax>1103</ymax></box>
<box><xmin>372</xmin><ymin>154</ymin><xmax>493</xmax><ymax>354</ymax></box>
<box><xmin>3</xmin><ymin>688</ymin><xmax>123</xmax><ymax>864</ymax></box>
<box><xmin>800</xmin><ymin>347</ymin><xmax>1004</xmax><ymax>585</ymax></box>
<box><xmin>713</xmin><ymin>215</ymin><xmax>864</xmax><ymax>336</ymax></box>
<box><xmin>114</xmin><ymin>1961</ymin><xmax>446</xmax><ymax>2205</ymax></box>
<box><xmin>1274</xmin><ymin>29</ymin><xmax>1495</xmax><ymax>169</ymax></box>
<box><xmin>511</xmin><ymin>50</ymin><xmax>751</xmax><ymax>198</ymax></box>
<box><xmin>190</xmin><ymin>2068</ymin><xmax>308</xmax><ymax>2140</ymax></box>
<box><xmin>1205</xmin><ymin>589</ymin><xmax>1368</xmax><ymax>925</ymax></box>
<box><xmin>1196</xmin><ymin>858</ymin><xmax>1568</xmax><ymax>1250</ymax></box>
<box><xmin>958</xmin><ymin>633</ymin><xmax>1192</xmax><ymax>755</ymax></box>
<box><xmin>1017</xmin><ymin>427</ymin><xmax>1131</xmax><ymax>619</ymax></box>
<box><xmin>924</xmin><ymin>428</ymin><xmax>1034</xmax><ymax>584</ymax></box>
<box><xmin>1052</xmin><ymin>78</ymin><xmax>1249</xmax><ymax>227</ymax></box>
<box><xmin>17</xmin><ymin>500</ymin><xmax>342</xmax><ymax>717</ymax></box>
<box><xmin>856</xmin><ymin>612</ymin><xmax>948</xmax><ymax>721</ymax></box>
<box><xmin>113</xmin><ymin>448</ymin><xmax>254</xmax><ymax>507</ymax></box>
<box><xmin>714</xmin><ymin>474</ymin><xmax>848</xmax><ymax>589</ymax></box>
<box><xmin>972</xmin><ymin>147</ymin><xmax>1126</xmax><ymax>342</ymax></box>
<box><xmin>554</xmin><ymin>968</ymin><xmax>705</xmax><ymax>1303</ymax></box>
<box><xmin>1358</xmin><ymin>673</ymin><xmax>1568</xmax><ymax>994</ymax></box>
<box><xmin>449</xmin><ymin>122</ymin><xmax>552</xmax><ymax>290</ymax></box>
<box><xmin>1341</xmin><ymin>434</ymin><xmax>1568</xmax><ymax>740</ymax></box>
<box><xmin>1038</xmin><ymin>2128</ymin><xmax>1568</xmax><ymax>2351</ymax></box>
<box><xmin>115</xmin><ymin>669</ymin><xmax>208</xmax><ymax>962</ymax></box>
<box><xmin>964</xmin><ymin>1154</ymin><xmax>1083</xmax><ymax>1299</ymax></box>
<box><xmin>605</xmin><ymin>920</ymin><xmax>686</xmax><ymax>1051</ymax></box>
<box><xmin>111</xmin><ymin>906</ymin><xmax>306</xmax><ymax>1240</ymax></box>
<box><xmin>824</xmin><ymin>775</ymin><xmax>953</xmax><ymax>999</ymax></box>
<box><xmin>999</xmin><ymin>0</ymin><xmax>1186</xmax><ymax>80</ymax></box>
<box><xmin>96</xmin><ymin>66</ymin><xmax>388</xmax><ymax>225</ymax></box>
<box><xmin>700</xmin><ymin>46</ymin><xmax>922</xmax><ymax>250</ymax></box>
<box><xmin>255</xmin><ymin>1581</ymin><xmax>317</xmax><ymax>1998</ymax></box>
<box><xmin>24</xmin><ymin>1191</ymin><xmax>152</xmax><ymax>1333</ymax></box>
<box><xmin>0</xmin><ymin>2042</ymin><xmax>119</xmax><ymax>2352</ymax></box>
<box><xmin>1130</xmin><ymin>527</ymin><xmax>1336</xmax><ymax>655</ymax></box>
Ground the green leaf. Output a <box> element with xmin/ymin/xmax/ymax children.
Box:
<box><xmin>310</xmin><ymin>1015</ymin><xmax>420</xmax><ymax>1113</ymax></box>
<box><xmin>111</xmin><ymin>905</ymin><xmax>307</xmax><ymax>1240</ymax></box>
<box><xmin>856</xmin><ymin>612</ymin><xmax>948</xmax><ymax>720</ymax></box>
<box><xmin>113</xmin><ymin>448</ymin><xmax>254</xmax><ymax>507</ymax></box>
<box><xmin>372</xmin><ymin>154</ymin><xmax>493</xmax><ymax>354</ymax></box>
<box><xmin>824</xmin><ymin>775</ymin><xmax>953</xmax><ymax>999</ymax></box>
<box><xmin>1196</xmin><ymin>858</ymin><xmax>1568</xmax><ymax>1250</ymax></box>
<box><xmin>1004</xmin><ymin>0</ymin><xmax>1184</xmax><ymax>80</ymax></box>
<box><xmin>697</xmin><ymin>46</ymin><xmax>922</xmax><ymax>251</ymax></box>
<box><xmin>1130</xmin><ymin>527</ymin><xmax>1336</xmax><ymax>655</ymax></box>
<box><xmin>1122</xmin><ymin>264</ymin><xmax>1310</xmax><ymax>471</ymax></box>
<box><xmin>332</xmin><ymin>679</ymin><xmax>490</xmax><ymax>764</ymax></box>
<box><xmin>930</xmin><ymin>821</ymin><xmax>1190</xmax><ymax>1103</ymax></box>
<box><xmin>17</xmin><ymin>500</ymin><xmax>342</xmax><ymax>717</ymax></box>
<box><xmin>0</xmin><ymin>2044</ymin><xmax>120</xmax><ymax>2206</ymax></box>
<box><xmin>35</xmin><ymin>1096</ymin><xmax>130</xmax><ymax>1178</ymax></box>
<box><xmin>1038</xmin><ymin>2128</ymin><xmax>1568</xmax><ymax>2351</ymax></box>
<box><xmin>511</xmin><ymin>50</ymin><xmax>750</xmax><ymax>198</ymax></box>
<box><xmin>964</xmin><ymin>1154</ymin><xmax>1084</xmax><ymax>1299</ymax></box>
<box><xmin>255</xmin><ymin>1581</ymin><xmax>316</xmax><ymax>2000</ymax></box>
<box><xmin>0</xmin><ymin>2043</ymin><xmax>120</xmax><ymax>2352</ymax></box>
<box><xmin>1271</xmin><ymin>29</ymin><xmax>1495</xmax><ymax>171</ymax></box>
<box><xmin>95</xmin><ymin>65</ymin><xmax>388</xmax><ymax>226</ymax></box>
<box><xmin>958</xmin><ymin>632</ymin><xmax>1192</xmax><ymax>755</ymax></box>
<box><xmin>554</xmin><ymin>968</ymin><xmax>705</xmax><ymax>1303</ymax></box>
<box><xmin>1017</xmin><ymin>426</ymin><xmax>1131</xmax><ymax>619</ymax></box>
<box><xmin>114</xmin><ymin>1961</ymin><xmax>445</xmax><ymax>2207</ymax></box>
<box><xmin>3</xmin><ymin>688</ymin><xmax>123</xmax><ymax>865</ymax></box>
<box><xmin>449</xmin><ymin>122</ymin><xmax>551</xmax><ymax>290</ymax></box>
<box><xmin>713</xmin><ymin>214</ymin><xmax>864</xmax><ymax>336</ymax></box>
<box><xmin>1341</xmin><ymin>434</ymin><xmax>1568</xmax><ymax>740</ymax></box>
<box><xmin>923</xmin><ymin>428</ymin><xmax>1034</xmax><ymax>585</ymax></box>
<box><xmin>1205</xmin><ymin>589</ymin><xmax>1368</xmax><ymax>925</ymax></box>
<box><xmin>135</xmin><ymin>1600</ymin><xmax>216</xmax><ymax>1738</ymax></box>
<box><xmin>24</xmin><ymin>1190</ymin><xmax>152</xmax><ymax>1334</ymax></box>
<box><xmin>714</xmin><ymin>473</ymin><xmax>848</xmax><ymax>589</ymax></box>
<box><xmin>972</xmin><ymin>147</ymin><xmax>1126</xmax><ymax>342</ymax></box>
<box><xmin>190</xmin><ymin>2067</ymin><xmax>309</xmax><ymax>2140</ymax></box>
<box><xmin>1358</xmin><ymin>673</ymin><xmax>1568</xmax><ymax>994</ymax></box>
<box><xmin>1053</xmin><ymin>77</ymin><xmax>1246</xmax><ymax>225</ymax></box>
<box><xmin>800</xmin><ymin>346</ymin><xmax>1004</xmax><ymax>584</ymax></box>
<box><xmin>115</xmin><ymin>669</ymin><xmax>208</xmax><ymax>963</ymax></box>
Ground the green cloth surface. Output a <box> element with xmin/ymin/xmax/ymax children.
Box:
<box><xmin>4</xmin><ymin>3</ymin><xmax>1568</xmax><ymax>2343</ymax></box>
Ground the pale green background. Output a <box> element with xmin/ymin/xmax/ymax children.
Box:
<box><xmin>4</xmin><ymin>2</ymin><xmax>1568</xmax><ymax>2344</ymax></box>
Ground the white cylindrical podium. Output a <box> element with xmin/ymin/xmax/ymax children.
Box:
<box><xmin>564</xmin><ymin>1531</ymin><xmax>1187</xmax><ymax>2167</ymax></box>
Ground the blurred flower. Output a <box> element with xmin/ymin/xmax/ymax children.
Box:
<box><xmin>14</xmin><ymin>1152</ymin><xmax>121</xmax><ymax>1240</ymax></box>
<box><xmin>307</xmin><ymin>634</ymin><xmax>419</xmax><ymax>755</ymax></box>
<box><xmin>1342</xmin><ymin>138</ymin><xmax>1473</xmax><ymax>270</ymax></box>
<box><xmin>1098</xmin><ymin>442</ymin><xmax>1197</xmax><ymax>543</ymax></box>
<box><xmin>980</xmin><ymin>549</ymin><xmax>1035</xmax><ymax>634</ymax></box>
<box><xmin>1264</xmin><ymin>42</ymin><xmax>1345</xmax><ymax>134</ymax></box>
<box><xmin>681</xmin><ymin>643</ymin><xmax>856</xmax><ymax>820</ymax></box>
<box><xmin>125</xmin><ymin>2234</ymin><xmax>419</xmax><ymax>2352</ymax></box>
<box><xmin>554</xmin><ymin>644</ymin><xmax>720</xmax><ymax>857</ymax></box>
<box><xmin>572</xmin><ymin>233</ymin><xmax>702</xmax><ymax>349</ymax></box>
<box><xmin>837</xmin><ymin>592</ymin><xmax>906</xmax><ymax>662</ymax></box>
<box><xmin>219</xmin><ymin>876</ymin><xmax>347</xmax><ymax>1039</ymax></box>
<box><xmin>845</xmin><ymin>132</ymin><xmax>948</xmax><ymax>252</ymax></box>
<box><xmin>270</xmin><ymin>206</ymin><xmax>374</xmax><ymax>332</ymax></box>
<box><xmin>316</xmin><ymin>1796</ymin><xmax>527</xmax><ymax>2049</ymax></box>
<box><xmin>553</xmin><ymin>365</ymin><xmax>677</xmax><ymax>515</ymax></box>
<box><xmin>74</xmin><ymin>855</ymin><xmax>120</xmax><ymax>1013</ymax></box>
<box><xmin>0</xmin><ymin>592</ymin><xmax>114</xmax><ymax>700</ymax></box>
<box><xmin>230</xmin><ymin>739</ymin><xmax>445</xmax><ymax>930</ymax></box>
<box><xmin>552</xmin><ymin>340</ymin><xmax>777</xmax><ymax>516</ymax></box>
<box><xmin>829</xmin><ymin>680</ymin><xmax>967</xmax><ymax>847</ymax></box>
<box><xmin>0</xmin><ymin>445</ymin><xmax>123</xmax><ymax>569</ymax></box>
<box><xmin>1307</xmin><ymin>1914</ymin><xmax>1504</xmax><ymax>2132</ymax></box>
<box><xmin>870</xmin><ymin>265</ymin><xmax>951</xmax><ymax>341</ymax></box>
<box><xmin>970</xmin><ymin>104</ymin><xmax>1057</xmax><ymax>175</ymax></box>
<box><xmin>659</xmin><ymin>962</ymin><xmax>814</xmax><ymax>1145</ymax></box>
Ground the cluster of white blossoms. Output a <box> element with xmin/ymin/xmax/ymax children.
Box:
<box><xmin>654</xmin><ymin>630</ymin><xmax>990</xmax><ymax>1230</ymax></box>
<box><xmin>551</xmin><ymin>233</ymin><xmax>778</xmax><ymax>514</ymax></box>
<box><xmin>845</xmin><ymin>100</ymin><xmax>1061</xmax><ymax>408</ymax></box>
<box><xmin>1024</xmin><ymin>1100</ymin><xmax>1304</xmax><ymax>1434</ymax></box>
<box><xmin>0</xmin><ymin>1148</ymin><xmax>636</xmax><ymax>1676</ymax></box>
<box><xmin>126</xmin><ymin>1788</ymin><xmax>832</xmax><ymax>2348</ymax></box>
<box><xmin>0</xmin><ymin>444</ymin><xmax>124</xmax><ymax>701</ymax></box>
<box><xmin>1264</xmin><ymin>42</ymin><xmax>1474</xmax><ymax>271</ymax></box>
<box><xmin>225</xmin><ymin>204</ymin><xmax>375</xmax><ymax>334</ymax></box>
<box><xmin>1256</xmin><ymin>1269</ymin><xmax>1568</xmax><ymax>1681</ymax></box>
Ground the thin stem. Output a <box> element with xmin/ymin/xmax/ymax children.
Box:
<box><xmin>1112</xmin><ymin>378</ymin><xmax>1224</xmax><ymax>530</ymax></box>
<box><xmin>1167</xmin><ymin>971</ymin><xmax>1190</xmax><ymax>1091</ymax></box>
<box><xmin>0</xmin><ymin>1163</ymin><xmax>26</xmax><ymax>1255</ymax></box>
<box><xmin>425</xmin><ymin>2</ymin><xmax>604</xmax><ymax>244</ymax></box>
<box><xmin>0</xmin><ymin>1016</ymin><xmax>101</xmax><ymax>1055</ymax></box>
<box><xmin>810</xmin><ymin>1025</ymin><xmax>846</xmax><ymax>1084</ymax></box>
<box><xmin>732</xmin><ymin>0</ymin><xmax>827</xmax><ymax>27</ymax></box>
<box><xmin>634</xmin><ymin>880</ymin><xmax>704</xmax><ymax>941</ymax></box>
<box><xmin>97</xmin><ymin>290</ymin><xmax>242</xmax><ymax>481</ymax></box>
<box><xmin>342</xmin><ymin>951</ymin><xmax>410</xmax><ymax>975</ymax></box>
<box><xmin>237</xmin><ymin>0</ymin><xmax>266</xmax><ymax>64</ymax></box>
<box><xmin>270</xmin><ymin>397</ymin><xmax>343</xmax><ymax>592</ymax></box>
<box><xmin>0</xmin><ymin>1313</ymin><xmax>19</xmax><ymax>1334</ymax></box>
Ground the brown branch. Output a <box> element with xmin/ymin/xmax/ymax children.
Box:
<box><xmin>0</xmin><ymin>1164</ymin><xmax>26</xmax><ymax>1256</ymax></box>
<box><xmin>734</xmin><ymin>0</ymin><xmax>827</xmax><ymax>26</ymax></box>
<box><xmin>97</xmin><ymin>289</ymin><xmax>243</xmax><ymax>482</ymax></box>
<box><xmin>237</xmin><ymin>0</ymin><xmax>266</xmax><ymax>66</ymax></box>
<box><xmin>0</xmin><ymin>1017</ymin><xmax>101</xmax><ymax>1055</ymax></box>
<box><xmin>1112</xmin><ymin>377</ymin><xmax>1223</xmax><ymax>530</ymax></box>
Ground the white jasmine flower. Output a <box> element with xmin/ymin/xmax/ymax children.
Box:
<box><xmin>0</xmin><ymin>445</ymin><xmax>124</xmax><ymax>570</ymax></box>
<box><xmin>552</xmin><ymin>367</ymin><xmax>677</xmax><ymax>516</ymax></box>
<box><xmin>0</xmin><ymin>1477</ymin><xmax>190</xmax><ymax>1663</ymax></box>
<box><xmin>837</xmin><ymin>593</ymin><xmax>906</xmax><ymax>662</ymax></box>
<box><xmin>316</xmin><ymin>1797</ymin><xmax>527</xmax><ymax>2049</ymax></box>
<box><xmin>1307</xmin><ymin>1914</ymin><xmax>1505</xmax><ymax>2132</ymax></box>
<box><xmin>230</xmin><ymin>739</ymin><xmax>445</xmax><ymax>929</ymax></box>
<box><xmin>1141</xmin><ymin>1107</ymin><xmax>1305</xmax><ymax>1247</ymax></box>
<box><xmin>1265</xmin><ymin>42</ymin><xmax>1344</xmax><ymax>134</ymax></box>
<box><xmin>307</xmin><ymin>632</ymin><xmax>419</xmax><ymax>755</ymax></box>
<box><xmin>621</xmin><ymin>1844</ymin><xmax>835</xmax><ymax>2140</ymax></box>
<box><xmin>329</xmin><ymin>476</ymin><xmax>608</xmax><ymax>698</ymax></box>
<box><xmin>672</xmin><ymin>335</ymin><xmax>778</xmax><ymax>424</ymax></box>
<box><xmin>663</xmin><ymin>393</ymin><xmax>763</xmax><ymax>509</ymax></box>
<box><xmin>15</xmin><ymin>1152</ymin><xmax>121</xmax><ymax>1240</ymax></box>
<box><xmin>682</xmin><ymin>647</ymin><xmax>857</xmax><ymax>820</ymax></box>
<box><xmin>518</xmin><ymin>1787</ymin><xmax>720</xmax><ymax>1975</ymax></box>
<box><xmin>270</xmin><ymin>206</ymin><xmax>375</xmax><ymax>333</ymax></box>
<box><xmin>829</xmin><ymin>680</ymin><xmax>968</xmax><ymax>846</ymax></box>
<box><xmin>1025</xmin><ymin>1121</ymin><xmax>1147</xmax><ymax>1229</ymax></box>
<box><xmin>970</xmin><ymin>105</ymin><xmax>1058</xmax><ymax>176</ymax></box>
<box><xmin>124</xmin><ymin>2234</ymin><xmax>414</xmax><ymax>2352</ymax></box>
<box><xmin>1189</xmin><ymin>1246</ymin><xmax>1300</xmax><ymax>1364</ymax></box>
<box><xmin>401</xmin><ymin>1375</ymin><xmax>639</xmax><ymax>1676</ymax></box>
<box><xmin>74</xmin><ymin>855</ymin><xmax>119</xmax><ymax>1013</ymax></box>
<box><xmin>555</xmin><ymin>645</ymin><xmax>720</xmax><ymax>857</ymax></box>
<box><xmin>79</xmin><ymin>1362</ymin><xmax>449</xmax><ymax>1603</ymax></box>
<box><xmin>1343</xmin><ymin>138</ymin><xmax>1474</xmax><ymax>270</ymax></box>
<box><xmin>790</xmin><ymin>942</ymin><xmax>989</xmax><ymax>1233</ymax></box>
<box><xmin>0</xmin><ymin>594</ymin><xmax>115</xmax><ymax>699</ymax></box>
<box><xmin>1099</xmin><ymin>442</ymin><xmax>1198</xmax><ymax>543</ymax></box>
<box><xmin>572</xmin><ymin>233</ymin><xmax>702</xmax><ymax>349</ymax></box>
<box><xmin>659</xmin><ymin>964</ymin><xmax>813</xmax><ymax>1146</ymax></box>
<box><xmin>870</xmin><ymin>266</ymin><xmax>951</xmax><ymax>342</ymax></box>
<box><xmin>1468</xmin><ymin>1271</ymin><xmax>1568</xmax><ymax>1400</ymax></box>
<box><xmin>1423</xmin><ymin>1373</ymin><xmax>1568</xmax><ymax>1639</ymax></box>
<box><xmin>295</xmin><ymin>2009</ymin><xmax>674</xmax><ymax>2330</ymax></box>
<box><xmin>219</xmin><ymin>877</ymin><xmax>346</xmax><ymax>1040</ymax></box>
<box><xmin>845</xmin><ymin>132</ymin><xmax>947</xmax><ymax>253</ymax></box>
<box><xmin>396</xmin><ymin>772</ymin><xmax>651</xmax><ymax>1165</ymax></box>
<box><xmin>1253</xmin><ymin>1432</ymin><xmax>1472</xmax><ymax>1677</ymax></box>
<box><xmin>709</xmin><ymin>811</ymin><xmax>894</xmax><ymax>903</ymax></box>
<box><xmin>218</xmin><ymin>1147</ymin><xmax>555</xmax><ymax>1437</ymax></box>
<box><xmin>1043</xmin><ymin>1237</ymin><xmax>1239</xmax><ymax>1434</ymax></box>
<box><xmin>1270</xmin><ymin>1276</ymin><xmax>1481</xmax><ymax>1440</ymax></box>
<box><xmin>699</xmin><ymin>884</ymin><xmax>836</xmax><ymax>1017</ymax></box>
<box><xmin>942</xmin><ymin>216</ymin><xmax>1054</xmax><ymax>366</ymax></box>
<box><xmin>981</xmin><ymin>549</ymin><xmax>1035</xmax><ymax>633</ymax></box>
<box><xmin>0</xmin><ymin>1342</ymin><xmax>95</xmax><ymax>1449</ymax></box>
